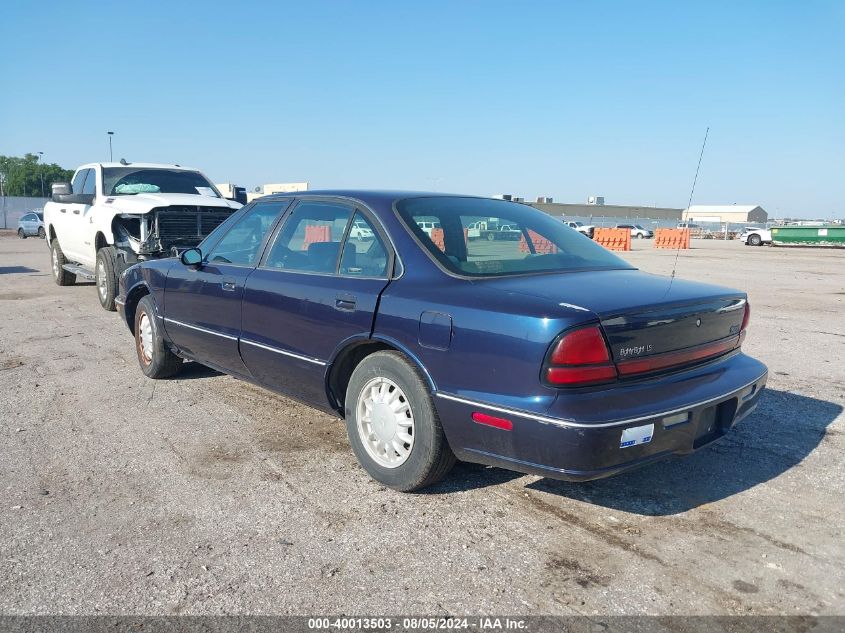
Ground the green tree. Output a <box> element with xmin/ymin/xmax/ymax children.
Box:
<box><xmin>0</xmin><ymin>154</ymin><xmax>74</xmax><ymax>198</ymax></box>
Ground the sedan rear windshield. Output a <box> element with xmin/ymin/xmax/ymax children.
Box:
<box><xmin>103</xmin><ymin>168</ymin><xmax>219</xmax><ymax>196</ymax></box>
<box><xmin>396</xmin><ymin>196</ymin><xmax>634</xmax><ymax>277</ymax></box>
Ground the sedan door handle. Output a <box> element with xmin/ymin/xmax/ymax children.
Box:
<box><xmin>335</xmin><ymin>292</ymin><xmax>356</xmax><ymax>311</ymax></box>
<box><xmin>60</xmin><ymin>209</ymin><xmax>67</xmax><ymax>213</ymax></box>
<box><xmin>222</xmin><ymin>281</ymin><xmax>237</xmax><ymax>292</ymax></box>
<box><xmin>72</xmin><ymin>209</ymin><xmax>80</xmax><ymax>215</ymax></box>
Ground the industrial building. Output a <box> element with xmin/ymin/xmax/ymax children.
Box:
<box><xmin>683</xmin><ymin>205</ymin><xmax>769</xmax><ymax>225</ymax></box>
<box><xmin>530</xmin><ymin>200</ymin><xmax>684</xmax><ymax>221</ymax></box>
<box><xmin>247</xmin><ymin>182</ymin><xmax>309</xmax><ymax>203</ymax></box>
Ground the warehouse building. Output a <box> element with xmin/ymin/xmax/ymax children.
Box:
<box><xmin>683</xmin><ymin>205</ymin><xmax>768</xmax><ymax>225</ymax></box>
<box><xmin>530</xmin><ymin>201</ymin><xmax>683</xmax><ymax>221</ymax></box>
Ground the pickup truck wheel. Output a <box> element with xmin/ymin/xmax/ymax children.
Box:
<box><xmin>134</xmin><ymin>295</ymin><xmax>182</xmax><ymax>379</ymax></box>
<box><xmin>96</xmin><ymin>247</ymin><xmax>118</xmax><ymax>311</ymax></box>
<box><xmin>749</xmin><ymin>234</ymin><xmax>762</xmax><ymax>246</ymax></box>
<box><xmin>51</xmin><ymin>241</ymin><xmax>76</xmax><ymax>286</ymax></box>
<box><xmin>486</xmin><ymin>232</ymin><xmax>495</xmax><ymax>241</ymax></box>
<box><xmin>18</xmin><ymin>229</ymin><xmax>26</xmax><ymax>239</ymax></box>
<box><xmin>345</xmin><ymin>351</ymin><xmax>455</xmax><ymax>492</ymax></box>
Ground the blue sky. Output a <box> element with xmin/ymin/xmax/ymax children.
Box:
<box><xmin>2</xmin><ymin>1</ymin><xmax>843</xmax><ymax>218</ymax></box>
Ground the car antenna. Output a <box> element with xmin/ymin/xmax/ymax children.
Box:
<box><xmin>670</xmin><ymin>127</ymin><xmax>709</xmax><ymax>282</ymax></box>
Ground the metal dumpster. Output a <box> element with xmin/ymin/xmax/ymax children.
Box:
<box><xmin>771</xmin><ymin>225</ymin><xmax>845</xmax><ymax>248</ymax></box>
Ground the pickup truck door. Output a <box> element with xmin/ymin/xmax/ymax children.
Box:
<box><xmin>62</xmin><ymin>168</ymin><xmax>96</xmax><ymax>264</ymax></box>
<box><xmin>239</xmin><ymin>200</ymin><xmax>392</xmax><ymax>408</ymax></box>
<box><xmin>162</xmin><ymin>200</ymin><xmax>289</xmax><ymax>377</ymax></box>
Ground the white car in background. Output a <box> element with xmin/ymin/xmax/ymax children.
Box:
<box><xmin>349</xmin><ymin>220</ymin><xmax>374</xmax><ymax>239</ymax></box>
<box><xmin>739</xmin><ymin>226</ymin><xmax>772</xmax><ymax>246</ymax></box>
<box><xmin>561</xmin><ymin>220</ymin><xmax>595</xmax><ymax>238</ymax></box>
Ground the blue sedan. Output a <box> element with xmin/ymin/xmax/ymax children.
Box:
<box><xmin>117</xmin><ymin>191</ymin><xmax>767</xmax><ymax>491</ymax></box>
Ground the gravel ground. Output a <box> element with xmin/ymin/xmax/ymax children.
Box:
<box><xmin>0</xmin><ymin>234</ymin><xmax>843</xmax><ymax>616</ymax></box>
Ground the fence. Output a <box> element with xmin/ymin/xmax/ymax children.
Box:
<box><xmin>1</xmin><ymin>196</ymin><xmax>49</xmax><ymax>229</ymax></box>
<box><xmin>560</xmin><ymin>215</ymin><xmax>763</xmax><ymax>241</ymax></box>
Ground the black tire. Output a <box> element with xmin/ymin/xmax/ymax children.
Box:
<box><xmin>637</xmin><ymin>233</ymin><xmax>644</xmax><ymax>239</ymax></box>
<box><xmin>486</xmin><ymin>232</ymin><xmax>495</xmax><ymax>241</ymax></box>
<box><xmin>50</xmin><ymin>240</ymin><xmax>76</xmax><ymax>286</ymax></box>
<box><xmin>18</xmin><ymin>229</ymin><xmax>26</xmax><ymax>239</ymax></box>
<box><xmin>96</xmin><ymin>247</ymin><xmax>118</xmax><ymax>311</ymax></box>
<box><xmin>749</xmin><ymin>234</ymin><xmax>762</xmax><ymax>246</ymax></box>
<box><xmin>345</xmin><ymin>351</ymin><xmax>456</xmax><ymax>492</ymax></box>
<box><xmin>134</xmin><ymin>295</ymin><xmax>182</xmax><ymax>379</ymax></box>
<box><xmin>37</xmin><ymin>227</ymin><xmax>46</xmax><ymax>239</ymax></box>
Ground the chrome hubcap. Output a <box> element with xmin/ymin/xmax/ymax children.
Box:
<box><xmin>97</xmin><ymin>260</ymin><xmax>107</xmax><ymax>300</ymax></box>
<box><xmin>138</xmin><ymin>313</ymin><xmax>153</xmax><ymax>362</ymax></box>
<box><xmin>356</xmin><ymin>377</ymin><xmax>414</xmax><ymax>468</ymax></box>
<box><xmin>52</xmin><ymin>248</ymin><xmax>59</xmax><ymax>278</ymax></box>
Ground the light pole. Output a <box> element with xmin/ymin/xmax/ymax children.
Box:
<box><xmin>107</xmin><ymin>131</ymin><xmax>114</xmax><ymax>162</ymax></box>
<box><xmin>38</xmin><ymin>151</ymin><xmax>45</xmax><ymax>197</ymax></box>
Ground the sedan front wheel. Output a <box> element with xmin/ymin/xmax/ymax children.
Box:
<box><xmin>346</xmin><ymin>351</ymin><xmax>455</xmax><ymax>491</ymax></box>
<box><xmin>134</xmin><ymin>295</ymin><xmax>183</xmax><ymax>379</ymax></box>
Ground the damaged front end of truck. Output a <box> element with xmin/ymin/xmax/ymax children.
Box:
<box><xmin>112</xmin><ymin>205</ymin><xmax>234</xmax><ymax>272</ymax></box>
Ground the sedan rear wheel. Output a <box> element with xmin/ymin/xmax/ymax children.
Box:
<box><xmin>346</xmin><ymin>351</ymin><xmax>455</xmax><ymax>491</ymax></box>
<box><xmin>18</xmin><ymin>229</ymin><xmax>26</xmax><ymax>239</ymax></box>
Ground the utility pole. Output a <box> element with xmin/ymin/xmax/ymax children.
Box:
<box><xmin>108</xmin><ymin>131</ymin><xmax>114</xmax><ymax>162</ymax></box>
<box><xmin>38</xmin><ymin>151</ymin><xmax>45</xmax><ymax>197</ymax></box>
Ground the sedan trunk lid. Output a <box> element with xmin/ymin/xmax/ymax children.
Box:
<box><xmin>483</xmin><ymin>269</ymin><xmax>747</xmax><ymax>374</ymax></box>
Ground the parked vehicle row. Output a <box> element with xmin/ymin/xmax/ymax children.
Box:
<box><xmin>114</xmin><ymin>191</ymin><xmax>767</xmax><ymax>491</ymax></box>
<box><xmin>43</xmin><ymin>162</ymin><xmax>242</xmax><ymax>310</ymax></box>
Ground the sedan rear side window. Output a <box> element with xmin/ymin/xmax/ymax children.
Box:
<box><xmin>265</xmin><ymin>201</ymin><xmax>353</xmax><ymax>274</ymax></box>
<box><xmin>339</xmin><ymin>212</ymin><xmax>388</xmax><ymax>277</ymax></box>
<box><xmin>396</xmin><ymin>196</ymin><xmax>633</xmax><ymax>277</ymax></box>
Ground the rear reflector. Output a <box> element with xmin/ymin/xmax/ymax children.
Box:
<box><xmin>546</xmin><ymin>364</ymin><xmax>617</xmax><ymax>385</ymax></box>
<box><xmin>472</xmin><ymin>412</ymin><xmax>513</xmax><ymax>431</ymax></box>
<box><xmin>616</xmin><ymin>336</ymin><xmax>739</xmax><ymax>376</ymax></box>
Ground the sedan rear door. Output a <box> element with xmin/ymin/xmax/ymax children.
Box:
<box><xmin>239</xmin><ymin>198</ymin><xmax>394</xmax><ymax>407</ymax></box>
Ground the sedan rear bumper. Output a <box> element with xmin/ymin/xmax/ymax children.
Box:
<box><xmin>435</xmin><ymin>353</ymin><xmax>767</xmax><ymax>481</ymax></box>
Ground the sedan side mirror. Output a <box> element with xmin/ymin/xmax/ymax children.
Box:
<box><xmin>180</xmin><ymin>248</ymin><xmax>203</xmax><ymax>267</ymax></box>
<box><xmin>51</xmin><ymin>182</ymin><xmax>72</xmax><ymax>201</ymax></box>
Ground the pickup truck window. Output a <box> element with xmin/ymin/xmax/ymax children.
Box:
<box><xmin>71</xmin><ymin>169</ymin><xmax>90</xmax><ymax>194</ymax></box>
<box><xmin>103</xmin><ymin>168</ymin><xmax>218</xmax><ymax>196</ymax></box>
<box><xmin>82</xmin><ymin>170</ymin><xmax>97</xmax><ymax>195</ymax></box>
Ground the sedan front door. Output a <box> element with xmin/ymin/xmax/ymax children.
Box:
<box><xmin>239</xmin><ymin>199</ymin><xmax>393</xmax><ymax>407</ymax></box>
<box><xmin>163</xmin><ymin>200</ymin><xmax>289</xmax><ymax>377</ymax></box>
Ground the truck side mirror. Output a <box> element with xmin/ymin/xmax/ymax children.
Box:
<box><xmin>180</xmin><ymin>248</ymin><xmax>203</xmax><ymax>267</ymax></box>
<box><xmin>51</xmin><ymin>182</ymin><xmax>72</xmax><ymax>201</ymax></box>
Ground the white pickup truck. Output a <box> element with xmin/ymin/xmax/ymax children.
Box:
<box><xmin>44</xmin><ymin>162</ymin><xmax>241</xmax><ymax>311</ymax></box>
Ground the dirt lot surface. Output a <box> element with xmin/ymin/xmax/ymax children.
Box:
<box><xmin>1</xmin><ymin>234</ymin><xmax>843</xmax><ymax>616</ymax></box>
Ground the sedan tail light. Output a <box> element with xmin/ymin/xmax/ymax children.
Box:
<box><xmin>737</xmin><ymin>301</ymin><xmax>750</xmax><ymax>346</ymax></box>
<box><xmin>544</xmin><ymin>325</ymin><xmax>617</xmax><ymax>386</ymax></box>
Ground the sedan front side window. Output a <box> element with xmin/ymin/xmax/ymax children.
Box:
<box><xmin>204</xmin><ymin>201</ymin><xmax>286</xmax><ymax>266</ymax></box>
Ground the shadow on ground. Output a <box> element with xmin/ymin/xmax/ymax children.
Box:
<box><xmin>175</xmin><ymin>362</ymin><xmax>223</xmax><ymax>380</ymax></box>
<box><xmin>522</xmin><ymin>388</ymin><xmax>841</xmax><ymax>515</ymax></box>
<box><xmin>0</xmin><ymin>266</ymin><xmax>38</xmax><ymax>274</ymax></box>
